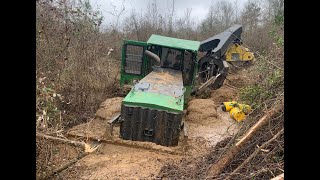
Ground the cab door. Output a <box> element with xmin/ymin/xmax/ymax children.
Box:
<box><xmin>120</xmin><ymin>40</ymin><xmax>147</xmax><ymax>86</ymax></box>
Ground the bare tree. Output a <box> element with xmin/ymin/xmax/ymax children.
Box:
<box><xmin>234</xmin><ymin>0</ymin><xmax>239</xmax><ymax>23</ymax></box>
<box><xmin>167</xmin><ymin>0</ymin><xmax>175</xmax><ymax>36</ymax></box>
<box><xmin>200</xmin><ymin>0</ymin><xmax>235</xmax><ymax>36</ymax></box>
<box><xmin>123</xmin><ymin>10</ymin><xmax>143</xmax><ymax>40</ymax></box>
<box><xmin>215</xmin><ymin>0</ymin><xmax>235</xmax><ymax>30</ymax></box>
<box><xmin>175</xmin><ymin>8</ymin><xmax>196</xmax><ymax>39</ymax></box>
<box><xmin>241</xmin><ymin>0</ymin><xmax>261</xmax><ymax>33</ymax></box>
<box><xmin>262</xmin><ymin>0</ymin><xmax>284</xmax><ymax>23</ymax></box>
<box><xmin>105</xmin><ymin>0</ymin><xmax>126</xmax><ymax>32</ymax></box>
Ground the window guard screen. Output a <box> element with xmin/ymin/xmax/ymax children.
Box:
<box><xmin>125</xmin><ymin>45</ymin><xmax>143</xmax><ymax>75</ymax></box>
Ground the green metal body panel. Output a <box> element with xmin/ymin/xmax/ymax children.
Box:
<box><xmin>120</xmin><ymin>36</ymin><xmax>200</xmax><ymax>107</ymax></box>
<box><xmin>123</xmin><ymin>68</ymin><xmax>184</xmax><ymax>113</ymax></box>
<box><xmin>120</xmin><ymin>73</ymin><xmax>143</xmax><ymax>87</ymax></box>
<box><xmin>122</xmin><ymin>91</ymin><xmax>183</xmax><ymax>113</ymax></box>
<box><xmin>147</xmin><ymin>34</ymin><xmax>201</xmax><ymax>52</ymax></box>
<box><xmin>120</xmin><ymin>40</ymin><xmax>147</xmax><ymax>86</ymax></box>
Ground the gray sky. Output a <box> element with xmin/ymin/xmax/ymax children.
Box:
<box><xmin>89</xmin><ymin>0</ymin><xmax>247</xmax><ymax>29</ymax></box>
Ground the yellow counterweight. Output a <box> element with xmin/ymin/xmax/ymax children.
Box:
<box><xmin>225</xmin><ymin>43</ymin><xmax>255</xmax><ymax>62</ymax></box>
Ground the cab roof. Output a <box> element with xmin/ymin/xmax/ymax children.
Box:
<box><xmin>147</xmin><ymin>34</ymin><xmax>200</xmax><ymax>52</ymax></box>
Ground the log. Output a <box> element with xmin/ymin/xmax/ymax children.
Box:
<box><xmin>226</xmin><ymin>128</ymin><xmax>284</xmax><ymax>179</ymax></box>
<box><xmin>36</xmin><ymin>132</ymin><xmax>98</xmax><ymax>153</ymax></box>
<box><xmin>206</xmin><ymin>102</ymin><xmax>282</xmax><ymax>178</ymax></box>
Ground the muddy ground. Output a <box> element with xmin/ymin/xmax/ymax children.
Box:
<box><xmin>37</xmin><ymin>67</ymin><xmax>254</xmax><ymax>180</ymax></box>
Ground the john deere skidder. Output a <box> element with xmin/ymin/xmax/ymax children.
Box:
<box><xmin>114</xmin><ymin>24</ymin><xmax>254</xmax><ymax>146</ymax></box>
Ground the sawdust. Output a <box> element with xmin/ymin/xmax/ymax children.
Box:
<box><xmin>142</xmin><ymin>70</ymin><xmax>180</xmax><ymax>85</ymax></box>
<box><xmin>186</xmin><ymin>99</ymin><xmax>218</xmax><ymax>124</ymax></box>
<box><xmin>67</xmin><ymin>118</ymin><xmax>107</xmax><ymax>141</ymax></box>
<box><xmin>158</xmin><ymin>71</ymin><xmax>175</xmax><ymax>81</ymax></box>
<box><xmin>210</xmin><ymin>86</ymin><xmax>237</xmax><ymax>104</ymax></box>
<box><xmin>67</xmin><ymin>97</ymin><xmax>123</xmax><ymax>141</ymax></box>
<box><xmin>95</xmin><ymin>97</ymin><xmax>123</xmax><ymax>120</ymax></box>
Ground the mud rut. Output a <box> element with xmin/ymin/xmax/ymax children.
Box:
<box><xmin>56</xmin><ymin>69</ymin><xmax>250</xmax><ymax>180</ymax></box>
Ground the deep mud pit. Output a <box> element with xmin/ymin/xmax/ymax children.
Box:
<box><xmin>58</xmin><ymin>72</ymin><xmax>246</xmax><ymax>179</ymax></box>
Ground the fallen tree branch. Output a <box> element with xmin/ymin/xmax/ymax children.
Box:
<box><xmin>37</xmin><ymin>133</ymin><xmax>101</xmax><ymax>179</ymax></box>
<box><xmin>40</xmin><ymin>152</ymin><xmax>89</xmax><ymax>180</ymax></box>
<box><xmin>226</xmin><ymin>128</ymin><xmax>284</xmax><ymax>179</ymax></box>
<box><xmin>206</xmin><ymin>101</ymin><xmax>283</xmax><ymax>178</ymax></box>
<box><xmin>36</xmin><ymin>132</ymin><xmax>98</xmax><ymax>153</ymax></box>
<box><xmin>37</xmin><ymin>132</ymin><xmax>86</xmax><ymax>148</ymax></box>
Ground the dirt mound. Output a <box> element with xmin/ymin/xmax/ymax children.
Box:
<box><xmin>95</xmin><ymin>97</ymin><xmax>123</xmax><ymax>120</ymax></box>
<box><xmin>186</xmin><ymin>99</ymin><xmax>217</xmax><ymax>124</ymax></box>
<box><xmin>210</xmin><ymin>86</ymin><xmax>237</xmax><ymax>104</ymax></box>
<box><xmin>67</xmin><ymin>118</ymin><xmax>107</xmax><ymax>140</ymax></box>
<box><xmin>68</xmin><ymin>97</ymin><xmax>123</xmax><ymax>140</ymax></box>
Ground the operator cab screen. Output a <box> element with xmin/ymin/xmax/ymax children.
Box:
<box><xmin>148</xmin><ymin>45</ymin><xmax>195</xmax><ymax>85</ymax></box>
<box><xmin>160</xmin><ymin>48</ymin><xmax>182</xmax><ymax>70</ymax></box>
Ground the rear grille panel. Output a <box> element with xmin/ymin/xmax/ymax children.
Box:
<box><xmin>120</xmin><ymin>105</ymin><xmax>182</xmax><ymax>146</ymax></box>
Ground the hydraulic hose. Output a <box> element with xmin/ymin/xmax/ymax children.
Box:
<box><xmin>145</xmin><ymin>50</ymin><xmax>160</xmax><ymax>64</ymax></box>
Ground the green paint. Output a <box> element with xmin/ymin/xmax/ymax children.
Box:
<box><xmin>120</xmin><ymin>40</ymin><xmax>147</xmax><ymax>86</ymax></box>
<box><xmin>147</xmin><ymin>34</ymin><xmax>200</xmax><ymax>52</ymax></box>
<box><xmin>120</xmin><ymin>35</ymin><xmax>201</xmax><ymax>111</ymax></box>
<box><xmin>120</xmin><ymin>74</ymin><xmax>144</xmax><ymax>86</ymax></box>
<box><xmin>123</xmin><ymin>91</ymin><xmax>184</xmax><ymax>113</ymax></box>
<box><xmin>123</xmin><ymin>39</ymin><xmax>147</xmax><ymax>46</ymax></box>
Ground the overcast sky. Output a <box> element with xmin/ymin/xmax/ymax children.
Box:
<box><xmin>89</xmin><ymin>0</ymin><xmax>247</xmax><ymax>29</ymax></box>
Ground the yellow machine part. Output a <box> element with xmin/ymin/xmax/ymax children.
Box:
<box><xmin>223</xmin><ymin>101</ymin><xmax>252</xmax><ymax>121</ymax></box>
<box><xmin>229</xmin><ymin>107</ymin><xmax>246</xmax><ymax>122</ymax></box>
<box><xmin>225</xmin><ymin>43</ymin><xmax>255</xmax><ymax>62</ymax></box>
<box><xmin>222</xmin><ymin>101</ymin><xmax>238</xmax><ymax>112</ymax></box>
<box><xmin>238</xmin><ymin>104</ymin><xmax>252</xmax><ymax>115</ymax></box>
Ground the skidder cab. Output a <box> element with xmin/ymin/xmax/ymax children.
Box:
<box><xmin>117</xmin><ymin>25</ymin><xmax>254</xmax><ymax>146</ymax></box>
<box><xmin>119</xmin><ymin>35</ymin><xmax>200</xmax><ymax>146</ymax></box>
